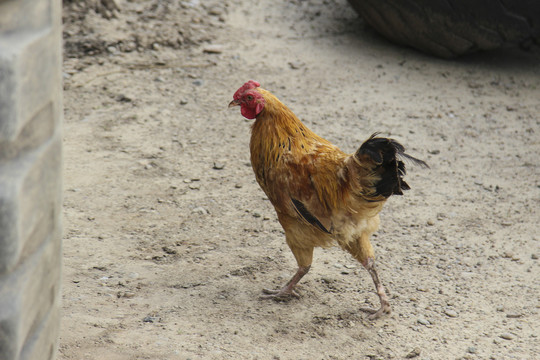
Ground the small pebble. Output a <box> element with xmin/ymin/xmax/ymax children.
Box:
<box><xmin>122</xmin><ymin>41</ymin><xmax>137</xmax><ymax>52</ymax></box>
<box><xmin>506</xmin><ymin>313</ymin><xmax>522</xmax><ymax>318</ymax></box>
<box><xmin>531</xmin><ymin>254</ymin><xmax>538</xmax><ymax>260</ymax></box>
<box><xmin>116</xmin><ymin>94</ymin><xmax>132</xmax><ymax>102</ymax></box>
<box><xmin>321</xmin><ymin>277</ymin><xmax>334</xmax><ymax>284</ymax></box>
<box><xmin>143</xmin><ymin>316</ymin><xmax>159</xmax><ymax>323</ymax></box>
<box><xmin>252</xmin><ymin>212</ymin><xmax>261</xmax><ymax>218</ymax></box>
<box><xmin>117</xmin><ymin>291</ymin><xmax>135</xmax><ymax>299</ymax></box>
<box><xmin>405</xmin><ymin>347</ymin><xmax>421</xmax><ymax>358</ymax></box>
<box><xmin>500</xmin><ymin>333</ymin><xmax>514</xmax><ymax>340</ymax></box>
<box><xmin>444</xmin><ymin>309</ymin><xmax>458</xmax><ymax>318</ymax></box>
<box><xmin>162</xmin><ymin>246</ymin><xmax>177</xmax><ymax>255</ymax></box>
<box><xmin>213</xmin><ymin>162</ymin><xmax>225</xmax><ymax>170</ymax></box>
<box><xmin>288</xmin><ymin>61</ymin><xmax>304</xmax><ymax>70</ymax></box>
<box><xmin>467</xmin><ymin>346</ymin><xmax>477</xmax><ymax>354</ymax></box>
<box><xmin>180</xmin><ymin>99</ymin><xmax>189</xmax><ymax>105</ymax></box>
<box><xmin>189</xmin><ymin>183</ymin><xmax>200</xmax><ymax>190</ymax></box>
<box><xmin>417</xmin><ymin>318</ymin><xmax>430</xmax><ymax>326</ymax></box>
<box><xmin>203</xmin><ymin>44</ymin><xmax>224</xmax><ymax>54</ymax></box>
<box><xmin>235</xmin><ymin>183</ymin><xmax>243</xmax><ymax>188</ymax></box>
<box><xmin>192</xmin><ymin>207</ymin><xmax>207</xmax><ymax>215</ymax></box>
<box><xmin>208</xmin><ymin>7</ymin><xmax>223</xmax><ymax>16</ymax></box>
<box><xmin>192</xmin><ymin>79</ymin><xmax>203</xmax><ymax>86</ymax></box>
<box><xmin>427</xmin><ymin>219</ymin><xmax>435</xmax><ymax>226</ymax></box>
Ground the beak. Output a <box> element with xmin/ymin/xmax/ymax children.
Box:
<box><xmin>228</xmin><ymin>99</ymin><xmax>240</xmax><ymax>108</ymax></box>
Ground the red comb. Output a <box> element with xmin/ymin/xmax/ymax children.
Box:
<box><xmin>233</xmin><ymin>80</ymin><xmax>260</xmax><ymax>100</ymax></box>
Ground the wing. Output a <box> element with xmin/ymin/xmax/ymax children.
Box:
<box><xmin>291</xmin><ymin>197</ymin><xmax>331</xmax><ymax>234</ymax></box>
<box><xmin>260</xmin><ymin>142</ymin><xmax>348</xmax><ymax>235</ymax></box>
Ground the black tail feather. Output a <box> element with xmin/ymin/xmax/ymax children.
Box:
<box><xmin>355</xmin><ymin>133</ymin><xmax>428</xmax><ymax>198</ymax></box>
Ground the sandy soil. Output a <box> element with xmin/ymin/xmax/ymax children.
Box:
<box><xmin>59</xmin><ymin>1</ymin><xmax>539</xmax><ymax>359</ymax></box>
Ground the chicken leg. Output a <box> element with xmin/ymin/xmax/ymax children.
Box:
<box><xmin>360</xmin><ymin>257</ymin><xmax>391</xmax><ymax>319</ymax></box>
<box><xmin>260</xmin><ymin>265</ymin><xmax>310</xmax><ymax>300</ymax></box>
<box><xmin>261</xmin><ymin>244</ymin><xmax>313</xmax><ymax>301</ymax></box>
<box><xmin>342</xmin><ymin>235</ymin><xmax>391</xmax><ymax>319</ymax></box>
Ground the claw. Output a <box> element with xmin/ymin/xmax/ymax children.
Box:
<box><xmin>260</xmin><ymin>288</ymin><xmax>300</xmax><ymax>301</ymax></box>
<box><xmin>360</xmin><ymin>304</ymin><xmax>391</xmax><ymax>320</ymax></box>
<box><xmin>258</xmin><ymin>266</ymin><xmax>310</xmax><ymax>302</ymax></box>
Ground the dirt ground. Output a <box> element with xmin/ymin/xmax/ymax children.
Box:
<box><xmin>59</xmin><ymin>1</ymin><xmax>539</xmax><ymax>359</ymax></box>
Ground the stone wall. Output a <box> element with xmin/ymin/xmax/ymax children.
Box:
<box><xmin>0</xmin><ymin>0</ymin><xmax>63</xmax><ymax>359</ymax></box>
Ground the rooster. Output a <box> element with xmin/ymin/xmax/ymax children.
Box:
<box><xmin>229</xmin><ymin>80</ymin><xmax>427</xmax><ymax>319</ymax></box>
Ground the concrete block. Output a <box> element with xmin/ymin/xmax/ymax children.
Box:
<box><xmin>0</xmin><ymin>134</ymin><xmax>62</xmax><ymax>275</ymax></box>
<box><xmin>0</xmin><ymin>228</ymin><xmax>62</xmax><ymax>359</ymax></box>
<box><xmin>0</xmin><ymin>0</ymin><xmax>52</xmax><ymax>35</ymax></box>
<box><xmin>0</xmin><ymin>21</ymin><xmax>61</xmax><ymax>143</ymax></box>
<box><xmin>0</xmin><ymin>0</ymin><xmax>63</xmax><ymax>359</ymax></box>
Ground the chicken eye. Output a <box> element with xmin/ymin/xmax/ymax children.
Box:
<box><xmin>246</xmin><ymin>95</ymin><xmax>253</xmax><ymax>101</ymax></box>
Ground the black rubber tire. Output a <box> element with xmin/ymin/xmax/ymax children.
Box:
<box><xmin>347</xmin><ymin>0</ymin><xmax>540</xmax><ymax>57</ymax></box>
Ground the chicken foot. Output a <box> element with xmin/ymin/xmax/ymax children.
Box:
<box><xmin>360</xmin><ymin>257</ymin><xmax>391</xmax><ymax>319</ymax></box>
<box><xmin>260</xmin><ymin>265</ymin><xmax>311</xmax><ymax>301</ymax></box>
